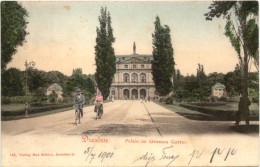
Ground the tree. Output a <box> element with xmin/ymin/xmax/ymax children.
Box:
<box><xmin>1</xmin><ymin>1</ymin><xmax>29</xmax><ymax>73</ymax></box>
<box><xmin>26</xmin><ymin>68</ymin><xmax>47</xmax><ymax>93</ymax></box>
<box><xmin>1</xmin><ymin>68</ymin><xmax>24</xmax><ymax>96</ymax></box>
<box><xmin>196</xmin><ymin>63</ymin><xmax>209</xmax><ymax>98</ymax></box>
<box><xmin>45</xmin><ymin>71</ymin><xmax>68</xmax><ymax>89</ymax></box>
<box><xmin>65</xmin><ymin>68</ymin><xmax>96</xmax><ymax>99</ymax></box>
<box><xmin>152</xmin><ymin>16</ymin><xmax>175</xmax><ymax>96</ymax></box>
<box><xmin>205</xmin><ymin>1</ymin><xmax>258</xmax><ymax>98</ymax></box>
<box><xmin>94</xmin><ymin>7</ymin><xmax>116</xmax><ymax>99</ymax></box>
<box><xmin>224</xmin><ymin>64</ymin><xmax>242</xmax><ymax>96</ymax></box>
<box><xmin>173</xmin><ymin>69</ymin><xmax>181</xmax><ymax>92</ymax></box>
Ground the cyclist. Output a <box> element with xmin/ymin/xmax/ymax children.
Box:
<box><xmin>73</xmin><ymin>89</ymin><xmax>84</xmax><ymax>125</ymax></box>
<box><xmin>94</xmin><ymin>91</ymin><xmax>104</xmax><ymax>118</ymax></box>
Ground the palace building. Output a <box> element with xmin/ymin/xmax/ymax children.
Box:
<box><xmin>110</xmin><ymin>42</ymin><xmax>158</xmax><ymax>100</ymax></box>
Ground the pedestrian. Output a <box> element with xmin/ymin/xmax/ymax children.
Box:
<box><xmin>73</xmin><ymin>89</ymin><xmax>85</xmax><ymax>124</ymax></box>
<box><xmin>148</xmin><ymin>96</ymin><xmax>150</xmax><ymax>102</ymax></box>
<box><xmin>235</xmin><ymin>95</ymin><xmax>251</xmax><ymax>126</ymax></box>
<box><xmin>112</xmin><ymin>95</ymin><xmax>114</xmax><ymax>102</ymax></box>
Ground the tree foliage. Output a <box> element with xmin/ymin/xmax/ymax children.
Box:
<box><xmin>1</xmin><ymin>1</ymin><xmax>29</xmax><ymax>73</ymax></box>
<box><xmin>94</xmin><ymin>7</ymin><xmax>116</xmax><ymax>99</ymax></box>
<box><xmin>152</xmin><ymin>16</ymin><xmax>175</xmax><ymax>96</ymax></box>
<box><xmin>1</xmin><ymin>68</ymin><xmax>24</xmax><ymax>96</ymax></box>
<box><xmin>65</xmin><ymin>68</ymin><xmax>96</xmax><ymax>99</ymax></box>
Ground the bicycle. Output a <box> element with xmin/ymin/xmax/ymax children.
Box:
<box><xmin>74</xmin><ymin>104</ymin><xmax>81</xmax><ymax>125</ymax></box>
<box><xmin>95</xmin><ymin>102</ymin><xmax>103</xmax><ymax>120</ymax></box>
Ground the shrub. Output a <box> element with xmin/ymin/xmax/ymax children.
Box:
<box><xmin>159</xmin><ymin>98</ymin><xmax>166</xmax><ymax>102</ymax></box>
<box><xmin>2</xmin><ymin>103</ymin><xmax>73</xmax><ymax>117</ymax></box>
<box><xmin>219</xmin><ymin>96</ymin><xmax>227</xmax><ymax>102</ymax></box>
<box><xmin>165</xmin><ymin>97</ymin><xmax>173</xmax><ymax>104</ymax></box>
<box><xmin>252</xmin><ymin>97</ymin><xmax>259</xmax><ymax>103</ymax></box>
<box><xmin>211</xmin><ymin>96</ymin><xmax>219</xmax><ymax>102</ymax></box>
<box><xmin>1</xmin><ymin>97</ymin><xmax>11</xmax><ymax>104</ymax></box>
<box><xmin>48</xmin><ymin>90</ymin><xmax>57</xmax><ymax>103</ymax></box>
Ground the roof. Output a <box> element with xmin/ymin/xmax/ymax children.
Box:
<box><xmin>212</xmin><ymin>83</ymin><xmax>226</xmax><ymax>89</ymax></box>
<box><xmin>47</xmin><ymin>83</ymin><xmax>63</xmax><ymax>91</ymax></box>
<box><xmin>116</xmin><ymin>54</ymin><xmax>153</xmax><ymax>63</ymax></box>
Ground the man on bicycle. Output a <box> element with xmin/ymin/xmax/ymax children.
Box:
<box><xmin>94</xmin><ymin>91</ymin><xmax>104</xmax><ymax>117</ymax></box>
<box><xmin>73</xmin><ymin>89</ymin><xmax>84</xmax><ymax>125</ymax></box>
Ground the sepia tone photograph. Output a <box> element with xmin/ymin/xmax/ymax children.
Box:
<box><xmin>1</xmin><ymin>1</ymin><xmax>259</xmax><ymax>166</ymax></box>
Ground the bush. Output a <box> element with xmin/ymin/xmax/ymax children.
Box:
<box><xmin>179</xmin><ymin>103</ymin><xmax>235</xmax><ymax>120</ymax></box>
<box><xmin>252</xmin><ymin>97</ymin><xmax>259</xmax><ymax>103</ymax></box>
<box><xmin>48</xmin><ymin>90</ymin><xmax>57</xmax><ymax>103</ymax></box>
<box><xmin>219</xmin><ymin>96</ymin><xmax>227</xmax><ymax>102</ymax></box>
<box><xmin>159</xmin><ymin>98</ymin><xmax>166</xmax><ymax>102</ymax></box>
<box><xmin>1</xmin><ymin>97</ymin><xmax>11</xmax><ymax>104</ymax></box>
<box><xmin>1</xmin><ymin>96</ymin><xmax>31</xmax><ymax>104</ymax></box>
<box><xmin>211</xmin><ymin>96</ymin><xmax>219</xmax><ymax>102</ymax></box>
<box><xmin>2</xmin><ymin>103</ymin><xmax>73</xmax><ymax>117</ymax></box>
<box><xmin>193</xmin><ymin>102</ymin><xmax>225</xmax><ymax>106</ymax></box>
<box><xmin>165</xmin><ymin>97</ymin><xmax>173</xmax><ymax>104</ymax></box>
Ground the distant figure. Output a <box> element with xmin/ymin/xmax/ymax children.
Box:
<box><xmin>148</xmin><ymin>96</ymin><xmax>150</xmax><ymax>102</ymax></box>
<box><xmin>236</xmin><ymin>95</ymin><xmax>251</xmax><ymax>126</ymax></box>
<box><xmin>111</xmin><ymin>95</ymin><xmax>114</xmax><ymax>102</ymax></box>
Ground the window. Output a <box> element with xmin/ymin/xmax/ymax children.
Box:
<box><xmin>140</xmin><ymin>73</ymin><xmax>146</xmax><ymax>83</ymax></box>
<box><xmin>124</xmin><ymin>65</ymin><xmax>128</xmax><ymax>68</ymax></box>
<box><xmin>133</xmin><ymin>64</ymin><xmax>137</xmax><ymax>68</ymax></box>
<box><xmin>131</xmin><ymin>73</ymin><xmax>138</xmax><ymax>83</ymax></box>
<box><xmin>141</xmin><ymin>65</ymin><xmax>144</xmax><ymax>68</ymax></box>
<box><xmin>123</xmin><ymin>73</ymin><xmax>130</xmax><ymax>83</ymax></box>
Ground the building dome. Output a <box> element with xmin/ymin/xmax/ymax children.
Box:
<box><xmin>212</xmin><ymin>83</ymin><xmax>225</xmax><ymax>89</ymax></box>
<box><xmin>47</xmin><ymin>83</ymin><xmax>63</xmax><ymax>91</ymax></box>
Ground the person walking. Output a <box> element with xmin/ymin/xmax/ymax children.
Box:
<box><xmin>73</xmin><ymin>89</ymin><xmax>84</xmax><ymax>125</ymax></box>
<box><xmin>236</xmin><ymin>95</ymin><xmax>251</xmax><ymax>126</ymax></box>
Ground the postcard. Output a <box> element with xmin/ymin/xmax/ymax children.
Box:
<box><xmin>1</xmin><ymin>1</ymin><xmax>259</xmax><ymax>166</ymax></box>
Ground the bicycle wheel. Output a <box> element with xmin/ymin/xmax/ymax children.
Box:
<box><xmin>75</xmin><ymin>110</ymin><xmax>78</xmax><ymax>125</ymax></box>
<box><xmin>96</xmin><ymin>109</ymin><xmax>99</xmax><ymax>120</ymax></box>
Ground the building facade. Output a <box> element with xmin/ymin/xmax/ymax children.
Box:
<box><xmin>46</xmin><ymin>83</ymin><xmax>63</xmax><ymax>101</ymax></box>
<box><xmin>211</xmin><ymin>83</ymin><xmax>227</xmax><ymax>98</ymax></box>
<box><xmin>110</xmin><ymin>43</ymin><xmax>157</xmax><ymax>100</ymax></box>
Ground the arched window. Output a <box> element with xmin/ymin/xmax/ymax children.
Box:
<box><xmin>123</xmin><ymin>73</ymin><xmax>130</xmax><ymax>83</ymax></box>
<box><xmin>140</xmin><ymin>73</ymin><xmax>146</xmax><ymax>83</ymax></box>
<box><xmin>131</xmin><ymin>73</ymin><xmax>138</xmax><ymax>83</ymax></box>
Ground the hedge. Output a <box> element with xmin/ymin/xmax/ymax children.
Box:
<box><xmin>179</xmin><ymin>103</ymin><xmax>259</xmax><ymax>121</ymax></box>
<box><xmin>1</xmin><ymin>103</ymin><xmax>73</xmax><ymax>117</ymax></box>
<box><xmin>179</xmin><ymin>103</ymin><xmax>236</xmax><ymax>120</ymax></box>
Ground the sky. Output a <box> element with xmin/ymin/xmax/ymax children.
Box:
<box><xmin>7</xmin><ymin>1</ymin><xmax>257</xmax><ymax>76</ymax></box>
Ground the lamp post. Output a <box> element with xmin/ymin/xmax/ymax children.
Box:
<box><xmin>25</xmin><ymin>60</ymin><xmax>35</xmax><ymax>117</ymax></box>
